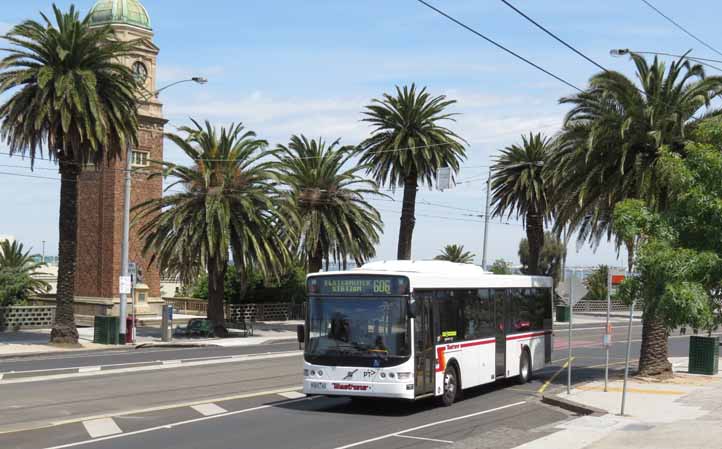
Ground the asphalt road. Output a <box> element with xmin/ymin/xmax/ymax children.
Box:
<box><xmin>2</xmin><ymin>319</ymin><xmax>717</xmax><ymax>449</ymax></box>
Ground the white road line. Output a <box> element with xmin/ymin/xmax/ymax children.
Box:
<box><xmin>40</xmin><ymin>397</ymin><xmax>311</xmax><ymax>449</ymax></box>
<box><xmin>162</xmin><ymin>360</ymin><xmax>181</xmax><ymax>365</ymax></box>
<box><xmin>394</xmin><ymin>434</ymin><xmax>453</xmax><ymax>444</ymax></box>
<box><xmin>44</xmin><ymin>386</ymin><xmax>303</xmax><ymax>428</ymax></box>
<box><xmin>190</xmin><ymin>403</ymin><xmax>227</xmax><ymax>416</ymax></box>
<box><xmin>0</xmin><ymin>373</ymin><xmax>3</xmax><ymax>380</ymax></box>
<box><xmin>77</xmin><ymin>366</ymin><xmax>101</xmax><ymax>373</ymax></box>
<box><xmin>81</xmin><ymin>418</ymin><xmax>122</xmax><ymax>439</ymax></box>
<box><xmin>331</xmin><ymin>401</ymin><xmax>527</xmax><ymax>449</ymax></box>
<box><xmin>0</xmin><ymin>351</ymin><xmax>301</xmax><ymax>385</ymax></box>
<box><xmin>277</xmin><ymin>391</ymin><xmax>305</xmax><ymax>399</ymax></box>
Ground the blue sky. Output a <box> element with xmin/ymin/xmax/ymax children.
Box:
<box><xmin>0</xmin><ymin>0</ymin><xmax>719</xmax><ymax>267</ymax></box>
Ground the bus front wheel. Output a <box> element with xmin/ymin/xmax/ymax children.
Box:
<box><xmin>438</xmin><ymin>366</ymin><xmax>458</xmax><ymax>407</ymax></box>
<box><xmin>517</xmin><ymin>349</ymin><xmax>531</xmax><ymax>384</ymax></box>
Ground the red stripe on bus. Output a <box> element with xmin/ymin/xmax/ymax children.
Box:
<box><xmin>460</xmin><ymin>339</ymin><xmax>496</xmax><ymax>348</ymax></box>
<box><xmin>506</xmin><ymin>331</ymin><xmax>550</xmax><ymax>341</ymax></box>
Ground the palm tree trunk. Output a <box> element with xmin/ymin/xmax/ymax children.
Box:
<box><xmin>50</xmin><ymin>160</ymin><xmax>79</xmax><ymax>344</ymax></box>
<box><xmin>638</xmin><ymin>314</ymin><xmax>672</xmax><ymax>376</ymax></box>
<box><xmin>397</xmin><ymin>173</ymin><xmax>418</xmax><ymax>260</ymax></box>
<box><xmin>625</xmin><ymin>240</ymin><xmax>634</xmax><ymax>273</ymax></box>
<box><xmin>207</xmin><ymin>256</ymin><xmax>228</xmax><ymax>337</ymax></box>
<box><xmin>525</xmin><ymin>209</ymin><xmax>544</xmax><ymax>275</ymax></box>
<box><xmin>308</xmin><ymin>243</ymin><xmax>323</xmax><ymax>273</ymax></box>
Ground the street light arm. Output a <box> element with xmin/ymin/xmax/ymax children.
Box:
<box><xmin>137</xmin><ymin>77</ymin><xmax>209</xmax><ymax>102</ymax></box>
<box><xmin>610</xmin><ymin>49</ymin><xmax>722</xmax><ymax>72</ymax></box>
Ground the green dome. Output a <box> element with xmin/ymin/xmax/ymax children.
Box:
<box><xmin>88</xmin><ymin>0</ymin><xmax>152</xmax><ymax>30</ymax></box>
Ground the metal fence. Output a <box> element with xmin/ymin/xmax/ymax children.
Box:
<box><xmin>0</xmin><ymin>306</ymin><xmax>56</xmax><ymax>331</ymax></box>
<box><xmin>571</xmin><ymin>300</ymin><xmax>643</xmax><ymax>313</ymax></box>
<box><xmin>163</xmin><ymin>298</ymin><xmax>306</xmax><ymax>321</ymax></box>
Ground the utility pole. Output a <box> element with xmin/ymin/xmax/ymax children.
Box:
<box><xmin>567</xmin><ymin>270</ymin><xmax>574</xmax><ymax>394</ymax></box>
<box><xmin>41</xmin><ymin>240</ymin><xmax>46</xmax><ymax>264</ymax></box>
<box><xmin>481</xmin><ymin>166</ymin><xmax>491</xmax><ymax>269</ymax></box>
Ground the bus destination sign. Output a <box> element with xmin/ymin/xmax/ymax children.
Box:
<box><xmin>310</xmin><ymin>276</ymin><xmax>408</xmax><ymax>296</ymax></box>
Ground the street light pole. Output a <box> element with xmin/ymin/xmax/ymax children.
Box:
<box><xmin>118</xmin><ymin>77</ymin><xmax>208</xmax><ymax>344</ymax></box>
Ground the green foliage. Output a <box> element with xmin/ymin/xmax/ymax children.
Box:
<box><xmin>489</xmin><ymin>259</ymin><xmax>512</xmax><ymax>275</ymax></box>
<box><xmin>582</xmin><ymin>265</ymin><xmax>608</xmax><ymax>301</ymax></box>
<box><xmin>614</xmin><ymin>140</ymin><xmax>722</xmax><ymax>332</ymax></box>
<box><xmin>434</xmin><ymin>244</ymin><xmax>475</xmax><ymax>264</ymax></box>
<box><xmin>0</xmin><ymin>4</ymin><xmax>140</xmax><ymax>165</ymax></box>
<box><xmin>275</xmin><ymin>135</ymin><xmax>384</xmax><ymax>272</ymax></box>
<box><xmin>518</xmin><ymin>232</ymin><xmax>566</xmax><ymax>285</ymax></box>
<box><xmin>551</xmin><ymin>53</ymin><xmax>722</xmax><ymax>246</ymax></box>
<box><xmin>0</xmin><ymin>240</ymin><xmax>50</xmax><ymax>306</ymax></box>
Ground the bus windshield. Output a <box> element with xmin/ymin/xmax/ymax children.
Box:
<box><xmin>306</xmin><ymin>297</ymin><xmax>410</xmax><ymax>367</ymax></box>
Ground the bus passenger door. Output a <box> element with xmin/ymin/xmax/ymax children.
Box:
<box><xmin>414</xmin><ymin>296</ymin><xmax>434</xmax><ymax>396</ymax></box>
<box><xmin>494</xmin><ymin>289</ymin><xmax>506</xmax><ymax>379</ymax></box>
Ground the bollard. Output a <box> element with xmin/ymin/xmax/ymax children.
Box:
<box><xmin>161</xmin><ymin>304</ymin><xmax>171</xmax><ymax>342</ymax></box>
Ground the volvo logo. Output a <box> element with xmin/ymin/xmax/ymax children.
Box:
<box><xmin>343</xmin><ymin>369</ymin><xmax>358</xmax><ymax>380</ymax></box>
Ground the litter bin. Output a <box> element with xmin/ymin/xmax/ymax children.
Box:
<box><xmin>688</xmin><ymin>335</ymin><xmax>719</xmax><ymax>375</ymax></box>
<box><xmin>556</xmin><ymin>305</ymin><xmax>570</xmax><ymax>323</ymax></box>
<box><xmin>93</xmin><ymin>316</ymin><xmax>120</xmax><ymax>345</ymax></box>
<box><xmin>125</xmin><ymin>316</ymin><xmax>136</xmax><ymax>344</ymax></box>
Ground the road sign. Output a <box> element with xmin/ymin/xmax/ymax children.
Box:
<box><xmin>119</xmin><ymin>276</ymin><xmax>132</xmax><ymax>295</ymax></box>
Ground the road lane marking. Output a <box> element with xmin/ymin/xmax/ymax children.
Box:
<box><xmin>78</xmin><ymin>366</ymin><xmax>101</xmax><ymax>373</ymax></box>
<box><xmin>191</xmin><ymin>403</ymin><xmax>227</xmax><ymax>416</ymax></box>
<box><xmin>278</xmin><ymin>391</ymin><xmax>305</xmax><ymax>399</ymax></box>
<box><xmin>81</xmin><ymin>418</ymin><xmax>122</xmax><ymax>439</ymax></box>
<box><xmin>0</xmin><ymin>351</ymin><xmax>301</xmax><ymax>385</ymax></box>
<box><xmin>575</xmin><ymin>385</ymin><xmax>685</xmax><ymax>395</ymax></box>
<box><xmin>394</xmin><ymin>434</ymin><xmax>453</xmax><ymax>444</ymax></box>
<box><xmin>538</xmin><ymin>357</ymin><xmax>573</xmax><ymax>394</ymax></box>
<box><xmin>39</xmin><ymin>396</ymin><xmax>312</xmax><ymax>449</ymax></box>
<box><xmin>162</xmin><ymin>360</ymin><xmax>181</xmax><ymax>365</ymax></box>
<box><xmin>331</xmin><ymin>401</ymin><xmax>526</xmax><ymax>449</ymax></box>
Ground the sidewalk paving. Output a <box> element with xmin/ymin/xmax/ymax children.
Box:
<box><xmin>511</xmin><ymin>357</ymin><xmax>722</xmax><ymax>449</ymax></box>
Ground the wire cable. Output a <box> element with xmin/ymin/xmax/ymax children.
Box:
<box><xmin>499</xmin><ymin>0</ymin><xmax>608</xmax><ymax>72</ymax></box>
<box><xmin>639</xmin><ymin>0</ymin><xmax>722</xmax><ymax>58</ymax></box>
<box><xmin>415</xmin><ymin>0</ymin><xmax>583</xmax><ymax>92</ymax></box>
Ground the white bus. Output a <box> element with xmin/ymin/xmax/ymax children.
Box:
<box><xmin>299</xmin><ymin>260</ymin><xmax>553</xmax><ymax>406</ymax></box>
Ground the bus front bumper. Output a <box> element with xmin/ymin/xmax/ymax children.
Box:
<box><xmin>303</xmin><ymin>379</ymin><xmax>416</xmax><ymax>400</ymax></box>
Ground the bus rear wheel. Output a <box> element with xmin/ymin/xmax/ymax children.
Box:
<box><xmin>438</xmin><ymin>366</ymin><xmax>458</xmax><ymax>407</ymax></box>
<box><xmin>517</xmin><ymin>349</ymin><xmax>531</xmax><ymax>384</ymax></box>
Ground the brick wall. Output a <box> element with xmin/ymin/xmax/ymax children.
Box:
<box><xmin>75</xmin><ymin>117</ymin><xmax>165</xmax><ymax>300</ymax></box>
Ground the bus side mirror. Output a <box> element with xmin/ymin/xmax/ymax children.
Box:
<box><xmin>408</xmin><ymin>300</ymin><xmax>417</xmax><ymax>319</ymax></box>
<box><xmin>296</xmin><ymin>324</ymin><xmax>305</xmax><ymax>344</ymax></box>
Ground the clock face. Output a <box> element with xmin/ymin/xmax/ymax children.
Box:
<box><xmin>132</xmin><ymin>61</ymin><xmax>148</xmax><ymax>84</ymax></box>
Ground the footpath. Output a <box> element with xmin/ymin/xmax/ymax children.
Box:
<box><xmin>511</xmin><ymin>357</ymin><xmax>722</xmax><ymax>449</ymax></box>
<box><xmin>0</xmin><ymin>320</ymin><xmax>300</xmax><ymax>358</ymax></box>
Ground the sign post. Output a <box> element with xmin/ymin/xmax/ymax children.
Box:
<box><xmin>567</xmin><ymin>271</ymin><xmax>574</xmax><ymax>395</ymax></box>
<box><xmin>604</xmin><ymin>270</ymin><xmax>611</xmax><ymax>392</ymax></box>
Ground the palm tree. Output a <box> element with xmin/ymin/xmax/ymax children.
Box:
<box><xmin>551</xmin><ymin>54</ymin><xmax>722</xmax><ymax>376</ymax></box>
<box><xmin>551</xmin><ymin>53</ymin><xmax>722</xmax><ymax>256</ymax></box>
<box><xmin>359</xmin><ymin>84</ymin><xmax>466</xmax><ymax>260</ymax></box>
<box><xmin>491</xmin><ymin>133</ymin><xmax>551</xmax><ymax>275</ymax></box>
<box><xmin>0</xmin><ymin>6</ymin><xmax>140</xmax><ymax>343</ymax></box>
<box><xmin>0</xmin><ymin>240</ymin><xmax>50</xmax><ymax>305</ymax></box>
<box><xmin>434</xmin><ymin>244</ymin><xmax>475</xmax><ymax>264</ymax></box>
<box><xmin>134</xmin><ymin>120</ymin><xmax>290</xmax><ymax>336</ymax></box>
<box><xmin>275</xmin><ymin>135</ymin><xmax>384</xmax><ymax>273</ymax></box>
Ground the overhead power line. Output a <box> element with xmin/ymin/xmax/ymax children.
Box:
<box><xmin>639</xmin><ymin>0</ymin><xmax>722</xmax><ymax>58</ymax></box>
<box><xmin>415</xmin><ymin>0</ymin><xmax>583</xmax><ymax>92</ymax></box>
<box><xmin>499</xmin><ymin>0</ymin><xmax>607</xmax><ymax>72</ymax></box>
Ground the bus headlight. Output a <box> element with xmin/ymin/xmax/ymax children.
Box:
<box><xmin>380</xmin><ymin>372</ymin><xmax>386</xmax><ymax>378</ymax></box>
<box><xmin>388</xmin><ymin>372</ymin><xmax>396</xmax><ymax>379</ymax></box>
<box><xmin>317</xmin><ymin>370</ymin><xmax>324</xmax><ymax>377</ymax></box>
<box><xmin>397</xmin><ymin>372</ymin><xmax>412</xmax><ymax>380</ymax></box>
<box><xmin>304</xmin><ymin>369</ymin><xmax>309</xmax><ymax>376</ymax></box>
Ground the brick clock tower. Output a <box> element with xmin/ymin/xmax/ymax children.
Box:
<box><xmin>75</xmin><ymin>0</ymin><xmax>166</xmax><ymax>316</ymax></box>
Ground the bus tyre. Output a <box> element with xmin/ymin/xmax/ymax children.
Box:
<box><xmin>438</xmin><ymin>366</ymin><xmax>458</xmax><ymax>407</ymax></box>
<box><xmin>517</xmin><ymin>350</ymin><xmax>531</xmax><ymax>384</ymax></box>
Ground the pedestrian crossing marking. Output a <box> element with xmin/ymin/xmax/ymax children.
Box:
<box><xmin>278</xmin><ymin>391</ymin><xmax>305</xmax><ymax>399</ymax></box>
<box><xmin>191</xmin><ymin>403</ymin><xmax>227</xmax><ymax>416</ymax></box>
<box><xmin>82</xmin><ymin>418</ymin><xmax>122</xmax><ymax>438</ymax></box>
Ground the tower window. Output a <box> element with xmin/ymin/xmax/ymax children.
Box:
<box><xmin>131</xmin><ymin>150</ymin><xmax>150</xmax><ymax>167</ymax></box>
